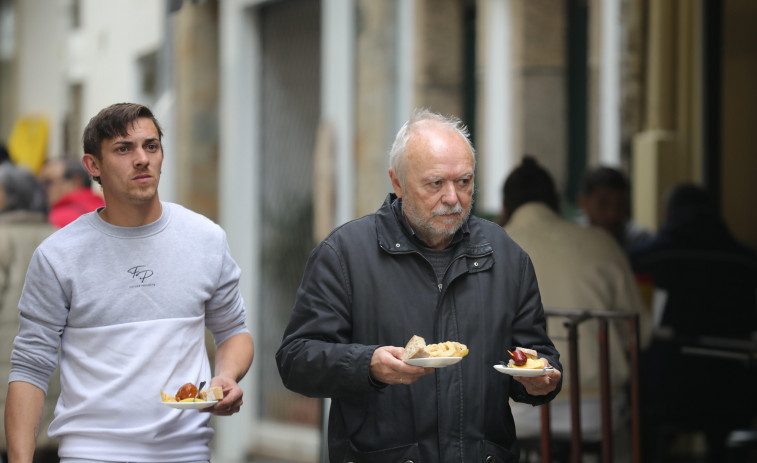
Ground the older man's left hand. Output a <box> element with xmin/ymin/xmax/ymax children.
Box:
<box><xmin>513</xmin><ymin>363</ymin><xmax>562</xmax><ymax>396</ymax></box>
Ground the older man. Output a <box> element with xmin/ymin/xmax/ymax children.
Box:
<box><xmin>277</xmin><ymin>109</ymin><xmax>562</xmax><ymax>462</ymax></box>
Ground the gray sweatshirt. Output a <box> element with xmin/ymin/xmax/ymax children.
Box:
<box><xmin>9</xmin><ymin>202</ymin><xmax>249</xmax><ymax>461</ymax></box>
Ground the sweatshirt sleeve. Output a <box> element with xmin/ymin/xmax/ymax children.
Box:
<box><xmin>9</xmin><ymin>248</ymin><xmax>66</xmax><ymax>393</ymax></box>
<box><xmin>276</xmin><ymin>240</ymin><xmax>378</xmax><ymax>399</ymax></box>
<box><xmin>204</xmin><ymin>231</ymin><xmax>249</xmax><ymax>347</ymax></box>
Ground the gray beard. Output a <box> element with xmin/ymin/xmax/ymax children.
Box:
<box><xmin>402</xmin><ymin>199</ymin><xmax>472</xmax><ymax>246</ymax></box>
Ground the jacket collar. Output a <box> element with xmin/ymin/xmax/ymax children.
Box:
<box><xmin>376</xmin><ymin>193</ymin><xmax>491</xmax><ymax>257</ymax></box>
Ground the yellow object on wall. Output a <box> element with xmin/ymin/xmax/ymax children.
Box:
<box><xmin>8</xmin><ymin>116</ymin><xmax>48</xmax><ymax>174</ymax></box>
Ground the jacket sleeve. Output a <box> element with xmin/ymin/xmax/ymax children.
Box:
<box><xmin>509</xmin><ymin>252</ymin><xmax>563</xmax><ymax>405</ymax></box>
<box><xmin>276</xmin><ymin>240</ymin><xmax>379</xmax><ymax>399</ymax></box>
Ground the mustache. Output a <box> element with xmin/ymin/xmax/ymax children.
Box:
<box><xmin>431</xmin><ymin>204</ymin><xmax>464</xmax><ymax>217</ymax></box>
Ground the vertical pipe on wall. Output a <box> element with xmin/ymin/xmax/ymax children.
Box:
<box><xmin>599</xmin><ymin>0</ymin><xmax>620</xmax><ymax>167</ymax></box>
<box><xmin>701</xmin><ymin>0</ymin><xmax>721</xmax><ymax>210</ymax></box>
<box><xmin>566</xmin><ymin>0</ymin><xmax>589</xmax><ymax>204</ymax></box>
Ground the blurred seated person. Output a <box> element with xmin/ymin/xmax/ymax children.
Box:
<box><xmin>578</xmin><ymin>165</ymin><xmax>651</xmax><ymax>252</ymax></box>
<box><xmin>0</xmin><ymin>163</ymin><xmax>58</xmax><ymax>462</ymax></box>
<box><xmin>630</xmin><ymin>183</ymin><xmax>757</xmax><ymax>463</ymax></box>
<box><xmin>630</xmin><ymin>183</ymin><xmax>757</xmax><ymax>338</ymax></box>
<box><xmin>38</xmin><ymin>157</ymin><xmax>104</xmax><ymax>228</ymax></box>
<box><xmin>501</xmin><ymin>156</ymin><xmax>649</xmax><ymax>460</ymax></box>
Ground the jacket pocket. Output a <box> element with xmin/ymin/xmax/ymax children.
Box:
<box><xmin>343</xmin><ymin>441</ymin><xmax>421</xmax><ymax>463</ymax></box>
<box><xmin>480</xmin><ymin>439</ymin><xmax>518</xmax><ymax>463</ymax></box>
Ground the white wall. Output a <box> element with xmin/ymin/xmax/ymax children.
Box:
<box><xmin>14</xmin><ymin>0</ymin><xmax>68</xmax><ymax>162</ymax></box>
<box><xmin>74</xmin><ymin>0</ymin><xmax>164</xmax><ymax>119</ymax></box>
<box><xmin>13</xmin><ymin>0</ymin><xmax>165</xmax><ymax>164</ymax></box>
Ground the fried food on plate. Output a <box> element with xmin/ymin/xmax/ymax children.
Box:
<box><xmin>403</xmin><ymin>335</ymin><xmax>469</xmax><ymax>359</ymax></box>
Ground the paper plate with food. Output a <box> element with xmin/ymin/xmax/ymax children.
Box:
<box><xmin>494</xmin><ymin>347</ymin><xmax>554</xmax><ymax>377</ymax></box>
<box><xmin>160</xmin><ymin>381</ymin><xmax>223</xmax><ymax>409</ymax></box>
<box><xmin>402</xmin><ymin>335</ymin><xmax>469</xmax><ymax>368</ymax></box>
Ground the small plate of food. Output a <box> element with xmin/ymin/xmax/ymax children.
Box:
<box><xmin>402</xmin><ymin>335</ymin><xmax>468</xmax><ymax>368</ymax></box>
<box><xmin>494</xmin><ymin>347</ymin><xmax>554</xmax><ymax>377</ymax></box>
<box><xmin>160</xmin><ymin>381</ymin><xmax>224</xmax><ymax>409</ymax></box>
<box><xmin>162</xmin><ymin>399</ymin><xmax>218</xmax><ymax>410</ymax></box>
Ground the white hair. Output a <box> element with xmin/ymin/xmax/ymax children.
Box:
<box><xmin>388</xmin><ymin>108</ymin><xmax>476</xmax><ymax>188</ymax></box>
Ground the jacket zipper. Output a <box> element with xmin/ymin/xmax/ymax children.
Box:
<box><xmin>438</xmin><ymin>251</ymin><xmax>493</xmax><ymax>292</ymax></box>
<box><xmin>384</xmin><ymin>248</ymin><xmax>492</xmax><ymax>292</ymax></box>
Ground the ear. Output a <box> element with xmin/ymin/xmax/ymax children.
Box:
<box><xmin>82</xmin><ymin>154</ymin><xmax>101</xmax><ymax>179</ymax></box>
<box><xmin>388</xmin><ymin>168</ymin><xmax>403</xmax><ymax>198</ymax></box>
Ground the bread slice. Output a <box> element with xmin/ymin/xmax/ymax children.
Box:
<box><xmin>403</xmin><ymin>335</ymin><xmax>429</xmax><ymax>359</ymax></box>
<box><xmin>515</xmin><ymin>347</ymin><xmax>538</xmax><ymax>360</ymax></box>
<box><xmin>199</xmin><ymin>386</ymin><xmax>224</xmax><ymax>401</ymax></box>
<box><xmin>403</xmin><ymin>335</ymin><xmax>469</xmax><ymax>359</ymax></box>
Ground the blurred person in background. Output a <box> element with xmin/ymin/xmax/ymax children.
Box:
<box><xmin>630</xmin><ymin>183</ymin><xmax>757</xmax><ymax>462</ymax></box>
<box><xmin>5</xmin><ymin>103</ymin><xmax>254</xmax><ymax>463</ymax></box>
<box><xmin>0</xmin><ymin>163</ymin><xmax>58</xmax><ymax>463</ymax></box>
<box><xmin>37</xmin><ymin>158</ymin><xmax>104</xmax><ymax>228</ymax></box>
<box><xmin>277</xmin><ymin>109</ymin><xmax>562</xmax><ymax>463</ymax></box>
<box><xmin>577</xmin><ymin>166</ymin><xmax>652</xmax><ymax>252</ymax></box>
<box><xmin>500</xmin><ymin>156</ymin><xmax>648</xmax><ymax>462</ymax></box>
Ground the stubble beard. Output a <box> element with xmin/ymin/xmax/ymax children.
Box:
<box><xmin>126</xmin><ymin>176</ymin><xmax>160</xmax><ymax>204</ymax></box>
<box><xmin>402</xmin><ymin>198</ymin><xmax>472</xmax><ymax>247</ymax></box>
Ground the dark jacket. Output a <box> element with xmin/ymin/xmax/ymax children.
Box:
<box><xmin>276</xmin><ymin>194</ymin><xmax>562</xmax><ymax>463</ymax></box>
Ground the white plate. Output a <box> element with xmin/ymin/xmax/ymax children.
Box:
<box><xmin>404</xmin><ymin>357</ymin><xmax>463</xmax><ymax>368</ymax></box>
<box><xmin>493</xmin><ymin>364</ymin><xmax>554</xmax><ymax>377</ymax></box>
<box><xmin>161</xmin><ymin>400</ymin><xmax>218</xmax><ymax>410</ymax></box>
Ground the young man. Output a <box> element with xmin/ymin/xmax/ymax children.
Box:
<box><xmin>5</xmin><ymin>103</ymin><xmax>254</xmax><ymax>463</ymax></box>
<box><xmin>276</xmin><ymin>109</ymin><xmax>562</xmax><ymax>462</ymax></box>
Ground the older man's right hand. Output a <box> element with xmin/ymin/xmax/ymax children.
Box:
<box><xmin>369</xmin><ymin>345</ymin><xmax>434</xmax><ymax>385</ymax></box>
